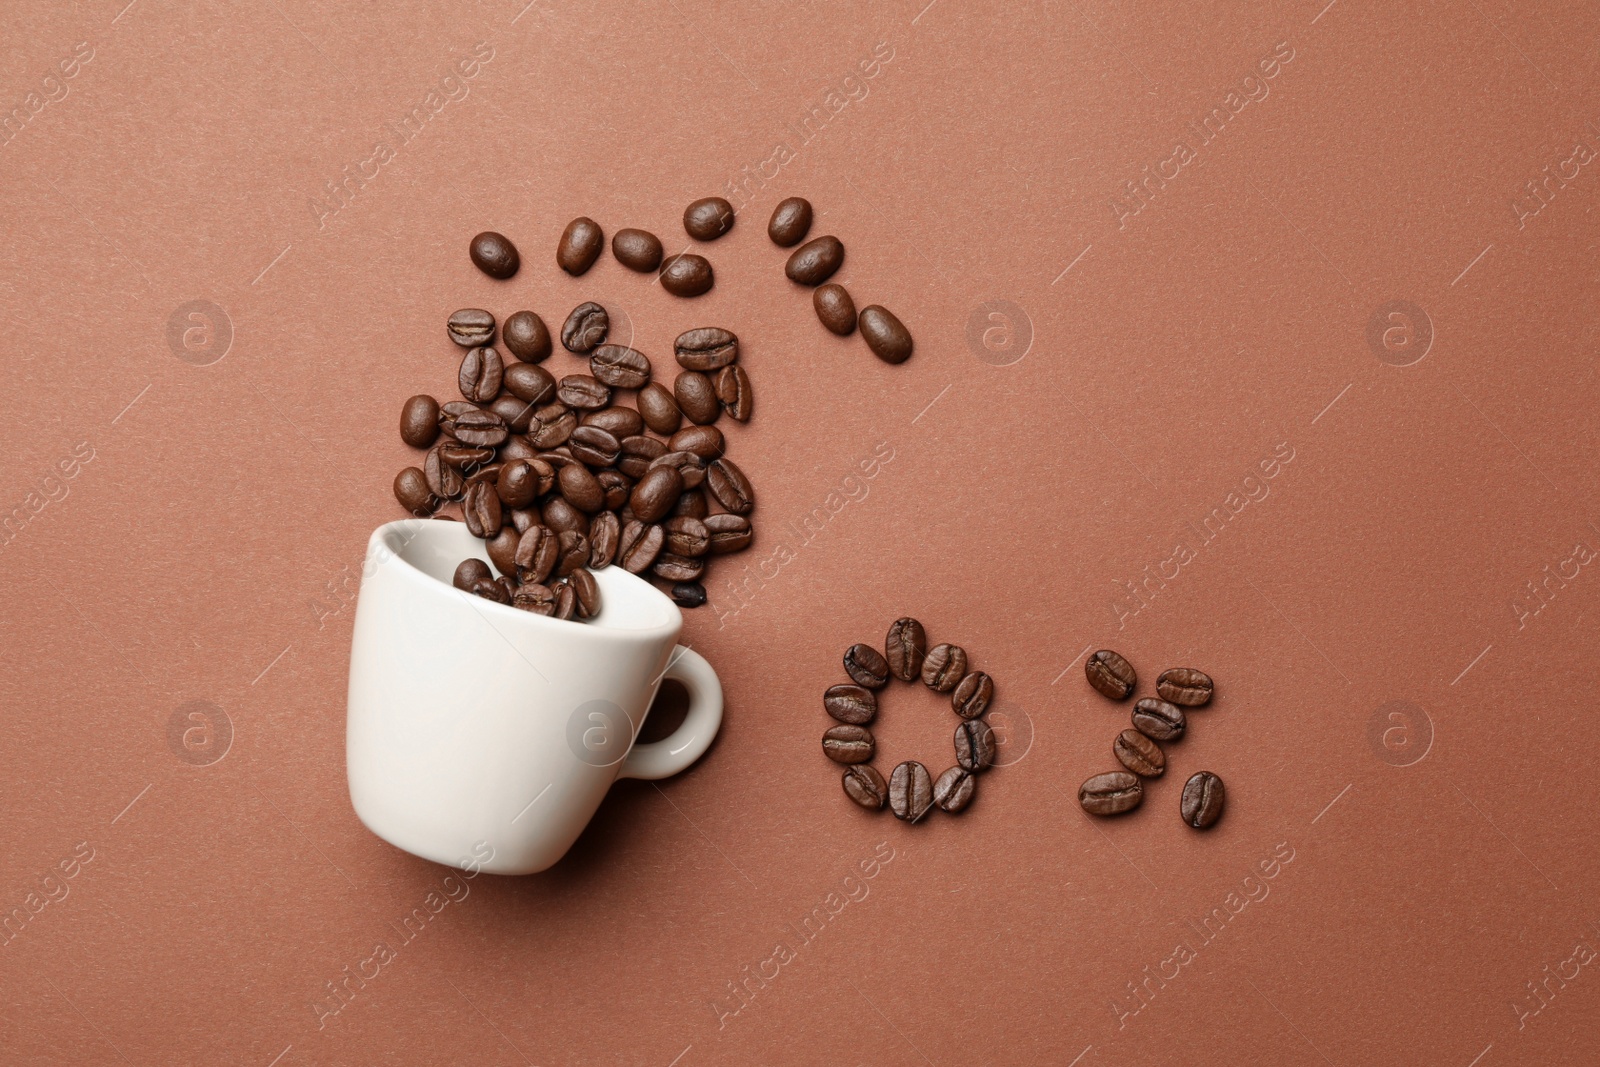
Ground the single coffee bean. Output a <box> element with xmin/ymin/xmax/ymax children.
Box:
<box><xmin>501</xmin><ymin>310</ymin><xmax>551</xmax><ymax>363</ymax></box>
<box><xmin>858</xmin><ymin>305</ymin><xmax>913</xmax><ymax>364</ymax></box>
<box><xmin>561</xmin><ymin>302</ymin><xmax>609</xmax><ymax>354</ymax></box>
<box><xmin>512</xmin><ymin>582</ymin><xmax>556</xmax><ymax>615</ymax></box>
<box><xmin>823</xmin><ymin>724</ymin><xmax>875</xmax><ymax>764</ymax></box>
<box><xmin>557</xmin><ymin>463</ymin><xmax>606</xmax><ymax>514</ymax></box>
<box><xmin>552</xmin><ymin>581</ymin><xmax>578</xmax><ymax>620</ymax></box>
<box><xmin>1079</xmin><ymin>771</ymin><xmax>1143</xmax><ymax>816</ymax></box>
<box><xmin>555</xmin><ymin>530</ymin><xmax>591</xmax><ymax>577</ymax></box>
<box><xmin>842</xmin><ymin>764</ymin><xmax>887</xmax><ymax>810</ymax></box>
<box><xmin>527</xmin><ymin>403</ymin><xmax>577</xmax><ymax>448</ymax></box>
<box><xmin>597</xmin><ymin>470</ymin><xmax>632</xmax><ymax>513</ymax></box>
<box><xmin>673</xmin><ymin>489</ymin><xmax>709</xmax><ymax>520</ymax></box>
<box><xmin>683</xmin><ymin>196</ymin><xmax>734</xmax><ymax>240</ymax></box>
<box><xmin>1157</xmin><ymin>668</ymin><xmax>1214</xmax><ymax>707</ymax></box>
<box><xmin>453</xmin><ymin>558</ymin><xmax>492</xmax><ymax>591</ymax></box>
<box><xmin>612</xmin><ymin>227</ymin><xmax>663</xmax><ymax>272</ymax></box>
<box><xmin>1113</xmin><ymin>729</ymin><xmax>1166</xmax><ymax>778</ymax></box>
<box><xmin>933</xmin><ymin>766</ymin><xmax>976</xmax><ymax>813</ymax></box>
<box><xmin>509</xmin><ymin>507</ymin><xmax>539</xmax><ymax>533</ymax></box>
<box><xmin>767</xmin><ymin>196</ymin><xmax>813</xmax><ymax>246</ymax></box>
<box><xmin>843</xmin><ymin>643</ymin><xmax>890</xmax><ymax>689</ymax></box>
<box><xmin>529</xmin><ymin>458</ymin><xmax>557</xmax><ymax>496</ymax></box>
<box><xmin>447</xmin><ymin>308</ymin><xmax>495</xmax><ymax>347</ymax></box>
<box><xmin>1085</xmin><ymin>649</ymin><xmax>1137</xmax><ymax>700</ymax></box>
<box><xmin>1181</xmin><ymin>771</ymin><xmax>1225</xmax><ymax>829</ymax></box>
<box><xmin>669</xmin><ymin>425</ymin><xmax>724</xmax><ymax>460</ymax></box>
<box><xmin>515</xmin><ymin>525</ymin><xmax>558</xmax><ymax>584</ymax></box>
<box><xmin>618</xmin><ymin>520</ymin><xmax>664</xmax><ymax>573</ymax></box>
<box><xmin>568</xmin><ymin>567</ymin><xmax>601</xmax><ymax>617</ymax></box>
<box><xmin>500</xmin><ymin>435</ymin><xmax>538</xmax><ymax>464</ymax></box>
<box><xmin>589</xmin><ymin>345</ymin><xmax>652</xmax><ymax>389</ymax></box>
<box><xmin>556</xmin><ymin>217</ymin><xmax>603</xmax><ymax>275</ymax></box>
<box><xmin>713</xmin><ymin>365</ymin><xmax>752</xmax><ymax>422</ymax></box>
<box><xmin>486</xmin><ymin>526</ymin><xmax>520</xmax><ymax>578</ymax></box>
<box><xmin>823</xmin><ymin>684</ymin><xmax>876</xmax><ymax>725</ymax></box>
<box><xmin>652</xmin><ymin>552</ymin><xmax>702</xmax><ymax>582</ymax></box>
<box><xmin>463</xmin><ymin>480</ymin><xmax>503</xmax><ymax>538</ymax></box>
<box><xmin>464</xmin><ymin>462</ymin><xmax>504</xmax><ymax>490</ymax></box>
<box><xmin>489</xmin><ymin>395</ymin><xmax>535</xmax><ymax>433</ymax></box>
<box><xmin>424</xmin><ymin>446</ymin><xmax>465</xmax><ymax>499</ymax></box>
<box><xmin>450</xmin><ymin>409</ymin><xmax>508</xmax><ymax>447</ymax></box>
<box><xmin>884</xmin><ymin>617</ymin><xmax>927</xmax><ymax>682</ymax></box>
<box><xmin>470</xmin><ymin>231</ymin><xmax>519</xmax><ymax>279</ymax></box>
<box><xmin>952</xmin><ymin>671</ymin><xmax>994</xmax><ymax>720</ymax></box>
<box><xmin>438</xmin><ymin>399</ymin><xmax>476</xmax><ymax>435</ymax></box>
<box><xmin>785</xmin><ymin>235</ymin><xmax>844</xmax><ymax>285</ymax></box>
<box><xmin>503</xmin><ymin>362</ymin><xmax>557</xmax><ymax>404</ymax></box>
<box><xmin>663</xmin><ymin>516</ymin><xmax>710</xmax><ymax>557</ymax></box>
<box><xmin>400</xmin><ymin>395</ymin><xmax>440</xmax><ymax>448</ymax></box>
<box><xmin>618</xmin><ymin>434</ymin><xmax>668</xmax><ymax>478</ymax></box>
<box><xmin>458</xmin><ymin>346</ymin><xmax>504</xmax><ymax>403</ymax></box>
<box><xmin>470</xmin><ymin>576</ymin><xmax>512</xmax><ymax>604</ymax></box>
<box><xmin>1132</xmin><ymin>698</ymin><xmax>1185</xmax><ymax>742</ymax></box>
<box><xmin>921</xmin><ymin>644</ymin><xmax>967</xmax><ymax>692</ymax></box>
<box><xmin>568</xmin><ymin>425</ymin><xmax>621</xmax><ymax>468</ymax></box>
<box><xmin>588</xmin><ymin>512</ymin><xmax>620</xmax><ymax>567</ymax></box>
<box><xmin>706</xmin><ymin>458</ymin><xmax>754</xmax><ymax>515</ymax></box>
<box><xmin>673</xmin><ymin>371</ymin><xmax>720</xmax><ymax>425</ymax></box>
<box><xmin>704</xmin><ymin>513</ymin><xmax>752</xmax><ymax>554</ymax></box>
<box><xmin>583</xmin><ymin>406</ymin><xmax>644</xmax><ymax>439</ymax></box>
<box><xmin>637</xmin><ymin>382</ymin><xmax>683</xmax><ymax>435</ymax></box>
<box><xmin>673</xmin><ymin>327</ymin><xmax>739</xmax><ymax>371</ymax></box>
<box><xmin>660</xmin><ymin>253</ymin><xmax>714</xmax><ymax>297</ymax></box>
<box><xmin>888</xmin><ymin>760</ymin><xmax>934</xmax><ymax>821</ymax></box>
<box><xmin>542</xmin><ymin>495</ymin><xmax>590</xmax><ymax>536</ymax></box>
<box><xmin>558</xmin><ymin>375</ymin><xmax>611</xmax><ymax>410</ymax></box>
<box><xmin>437</xmin><ymin>439</ymin><xmax>495</xmax><ymax>469</ymax></box>
<box><xmin>813</xmin><ymin>283</ymin><xmax>856</xmax><ymax>335</ymax></box>
<box><xmin>630</xmin><ymin>466</ymin><xmax>684</xmax><ymax>523</ymax></box>
<box><xmin>394</xmin><ymin>467</ymin><xmax>436</xmax><ymax>514</ymax></box>
<box><xmin>671</xmin><ymin>581</ymin><xmax>707</xmax><ymax>607</ymax></box>
<box><xmin>954</xmin><ymin>719</ymin><xmax>996</xmax><ymax>772</ymax></box>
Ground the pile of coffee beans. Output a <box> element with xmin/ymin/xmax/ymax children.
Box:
<box><xmin>823</xmin><ymin>618</ymin><xmax>997</xmax><ymax>821</ymax></box>
<box><xmin>1078</xmin><ymin>654</ymin><xmax>1223</xmax><ymax>829</ymax></box>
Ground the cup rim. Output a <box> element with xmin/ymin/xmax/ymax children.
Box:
<box><xmin>370</xmin><ymin>518</ymin><xmax>684</xmax><ymax>644</ymax></box>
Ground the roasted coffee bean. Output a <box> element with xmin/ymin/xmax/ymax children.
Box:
<box><xmin>596</xmin><ymin>468</ymin><xmax>631</xmax><ymax>510</ymax></box>
<box><xmin>590</xmin><ymin>345</ymin><xmax>652</xmax><ymax>389</ymax></box>
<box><xmin>813</xmin><ymin>284</ymin><xmax>856</xmax><ymax>335</ymax></box>
<box><xmin>618</xmin><ymin>434</ymin><xmax>668</xmax><ymax>478</ymax></box>
<box><xmin>889</xmin><ymin>761</ymin><xmax>934</xmax><ymax>821</ymax></box>
<box><xmin>671</xmin><ymin>581</ymin><xmax>707</xmax><ymax>608</ymax></box>
<box><xmin>424</xmin><ymin>446</ymin><xmax>466</xmax><ymax>498</ymax></box>
<box><xmin>529</xmin><ymin>458</ymin><xmax>557</xmax><ymax>495</ymax></box>
<box><xmin>502</xmin><ymin>310</ymin><xmax>551</xmax><ymax>363</ymax></box>
<box><xmin>952</xmin><ymin>671</ymin><xmax>994</xmax><ymax>720</ymax></box>
<box><xmin>706</xmin><ymin>458</ymin><xmax>754</xmax><ymax>515</ymax></box>
<box><xmin>536</xmin><ymin>447</ymin><xmax>578</xmax><ymax>469</ymax></box>
<box><xmin>561</xmin><ymin>302</ymin><xmax>609</xmax><ymax>354</ymax></box>
<box><xmin>582</xmin><ymin>406</ymin><xmax>644</xmax><ymax>439</ymax></box>
<box><xmin>663</xmin><ymin>516</ymin><xmax>710</xmax><ymax>557</ymax></box>
<box><xmin>542</xmin><ymin>496</ymin><xmax>590</xmax><ymax>536</ymax></box>
<box><xmin>767</xmin><ymin>196</ymin><xmax>813</xmax><ymax>247</ymax></box>
<box><xmin>650</xmin><ymin>450</ymin><xmax>706</xmax><ymax>489</ymax></box>
<box><xmin>453</xmin><ymin>558</ymin><xmax>492</xmax><ymax>591</ymax></box>
<box><xmin>568</xmin><ymin>426</ymin><xmax>621</xmax><ymax>468</ymax></box>
<box><xmin>618</xmin><ymin>520</ymin><xmax>664</xmax><ymax>573</ymax></box>
<box><xmin>394</xmin><ymin>467</ymin><xmax>437</xmax><ymax>515</ymax></box>
<box><xmin>558</xmin><ymin>463</ymin><xmax>606</xmax><ymax>513</ymax></box>
<box><xmin>673</xmin><ymin>327</ymin><xmax>739</xmax><ymax>371</ymax></box>
<box><xmin>612</xmin><ymin>227</ymin><xmax>663</xmax><ymax>272</ymax></box>
<box><xmin>438</xmin><ymin>400</ymin><xmax>477</xmax><ymax>435</ymax></box>
<box><xmin>652</xmin><ymin>553</ymin><xmax>702</xmax><ymax>582</ymax></box>
<box><xmin>495</xmin><ymin>460</ymin><xmax>538</xmax><ymax>509</ymax></box>
<box><xmin>824</xmin><ymin>684</ymin><xmax>876</xmax><ymax>725</ymax></box>
<box><xmin>785</xmin><ymin>235</ymin><xmax>844</xmax><ymax>285</ymax></box>
<box><xmin>637</xmin><ymin>382</ymin><xmax>683</xmax><ymax>434</ymax></box>
<box><xmin>669</xmin><ymin>425</ymin><xmax>724</xmax><ymax>460</ymax></box>
<box><xmin>1079</xmin><ymin>771</ymin><xmax>1143</xmax><ymax>816</ymax></box>
<box><xmin>470</xmin><ymin>231</ymin><xmax>519</xmax><ymax>279</ymax></box>
<box><xmin>552</xmin><ymin>581</ymin><xmax>579</xmax><ymax>620</ymax></box>
<box><xmin>1180</xmin><ymin>771</ymin><xmax>1225</xmax><ymax>829</ymax></box>
<box><xmin>496</xmin><ymin>575</ymin><xmax>517</xmax><ymax>602</ymax></box>
<box><xmin>704</xmin><ymin>513</ymin><xmax>752</xmax><ymax>554</ymax></box>
<box><xmin>683</xmin><ymin>196</ymin><xmax>734</xmax><ymax>240</ymax></box>
<box><xmin>842</xmin><ymin>764</ymin><xmax>887</xmax><ymax>810</ymax></box>
<box><xmin>921</xmin><ymin>644</ymin><xmax>967</xmax><ymax>692</ymax></box>
<box><xmin>463</xmin><ymin>480</ymin><xmax>503</xmax><ymax>538</ymax></box>
<box><xmin>714</xmin><ymin>365</ymin><xmax>752</xmax><ymax>422</ymax></box>
<box><xmin>437</xmin><ymin>439</ymin><xmax>496</xmax><ymax>469</ymax></box>
<box><xmin>447</xmin><ymin>409</ymin><xmax>506</xmax><ymax>448</ymax></box>
<box><xmin>514</xmin><ymin>526</ymin><xmax>558</xmax><ymax>584</ymax></box>
<box><xmin>1113</xmin><ymin>729</ymin><xmax>1165</xmax><ymax>778</ymax></box>
<box><xmin>884</xmin><ymin>617</ymin><xmax>927</xmax><ymax>682</ymax></box>
<box><xmin>465</xmin><ymin>462</ymin><xmax>504</xmax><ymax>490</ymax></box>
<box><xmin>558</xmin><ymin>375</ymin><xmax>611</xmax><ymax>410</ymax></box>
<box><xmin>673</xmin><ymin>489</ymin><xmax>709</xmax><ymax>520</ymax></box>
<box><xmin>823</xmin><ymin>724</ymin><xmax>874</xmax><ymax>764</ymax></box>
<box><xmin>557</xmin><ymin>217</ymin><xmax>603</xmax><ymax>275</ymax></box>
<box><xmin>509</xmin><ymin>507</ymin><xmax>539</xmax><ymax>533</ymax></box>
<box><xmin>844</xmin><ymin>643</ymin><xmax>890</xmax><ymax>689</ymax></box>
<box><xmin>1132</xmin><ymin>698</ymin><xmax>1186</xmax><ymax>742</ymax></box>
<box><xmin>1085</xmin><ymin>649</ymin><xmax>1137</xmax><ymax>700</ymax></box>
<box><xmin>511</xmin><ymin>582</ymin><xmax>556</xmax><ymax>615</ymax></box>
<box><xmin>447</xmin><ymin>308</ymin><xmax>495</xmax><ymax>347</ymax></box>
<box><xmin>954</xmin><ymin>719</ymin><xmax>996</xmax><ymax>772</ymax></box>
<box><xmin>555</xmin><ymin>530</ymin><xmax>590</xmax><ymax>576</ymax></box>
<box><xmin>588</xmin><ymin>511</ymin><xmax>620</xmax><ymax>568</ymax></box>
<box><xmin>527</xmin><ymin>403</ymin><xmax>577</xmax><ymax>448</ymax></box>
<box><xmin>630</xmin><ymin>466</ymin><xmax>684</xmax><ymax>523</ymax></box>
<box><xmin>470</xmin><ymin>576</ymin><xmax>511</xmax><ymax>604</ymax></box>
<box><xmin>660</xmin><ymin>253</ymin><xmax>714</xmax><ymax>297</ymax></box>
<box><xmin>934</xmin><ymin>767</ymin><xmax>976</xmax><ymax>813</ymax></box>
<box><xmin>489</xmin><ymin>395</ymin><xmax>535</xmax><ymax>433</ymax></box>
<box><xmin>458</xmin><ymin>346</ymin><xmax>504</xmax><ymax>403</ymax></box>
<box><xmin>503</xmin><ymin>362</ymin><xmax>557</xmax><ymax>404</ymax></box>
<box><xmin>500</xmin><ymin>435</ymin><xmax>538</xmax><ymax>463</ymax></box>
<box><xmin>400</xmin><ymin>395</ymin><xmax>440</xmax><ymax>448</ymax></box>
<box><xmin>568</xmin><ymin>567</ymin><xmax>601</xmax><ymax>617</ymax></box>
<box><xmin>486</xmin><ymin>526</ymin><xmax>520</xmax><ymax>577</ymax></box>
<box><xmin>859</xmin><ymin>305</ymin><xmax>913</xmax><ymax>364</ymax></box>
<box><xmin>1157</xmin><ymin>668</ymin><xmax>1214</xmax><ymax>707</ymax></box>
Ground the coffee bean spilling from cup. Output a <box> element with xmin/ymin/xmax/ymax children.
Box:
<box><xmin>1078</xmin><ymin>653</ymin><xmax>1224</xmax><ymax>829</ymax></box>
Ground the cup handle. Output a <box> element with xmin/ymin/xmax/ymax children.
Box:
<box><xmin>618</xmin><ymin>646</ymin><xmax>723</xmax><ymax>781</ymax></box>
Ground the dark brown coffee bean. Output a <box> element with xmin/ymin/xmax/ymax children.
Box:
<box><xmin>1085</xmin><ymin>650</ymin><xmax>1137</xmax><ymax>700</ymax></box>
<box><xmin>1114</xmin><ymin>729</ymin><xmax>1166</xmax><ymax>778</ymax></box>
<box><xmin>889</xmin><ymin>761</ymin><xmax>933</xmax><ymax>821</ymax></box>
<box><xmin>527</xmin><ymin>403</ymin><xmax>577</xmax><ymax>448</ymax></box>
<box><xmin>489</xmin><ymin>395</ymin><xmax>535</xmax><ymax>434</ymax></box>
<box><xmin>662</xmin><ymin>516</ymin><xmax>710</xmax><ymax>557</ymax></box>
<box><xmin>565</xmin><ymin>427</ymin><xmax>618</xmax><ymax>469</ymax></box>
<box><xmin>438</xmin><ymin>400</ymin><xmax>477</xmax><ymax>436</ymax></box>
<box><xmin>557</xmin><ymin>217</ymin><xmax>603</xmax><ymax>275</ymax></box>
<box><xmin>637</xmin><ymin>382</ymin><xmax>683</xmax><ymax>434</ymax></box>
<box><xmin>767</xmin><ymin>196</ymin><xmax>813</xmax><ymax>247</ymax></box>
<box><xmin>619</xmin><ymin>520</ymin><xmax>664</xmax><ymax>574</ymax></box>
<box><xmin>400</xmin><ymin>395</ymin><xmax>440</xmax><ymax>448</ymax></box>
<box><xmin>437</xmin><ymin>439</ymin><xmax>496</xmax><ymax>469</ymax></box>
<box><xmin>650</xmin><ymin>450</ymin><xmax>706</xmax><ymax>489</ymax></box>
<box><xmin>1157</xmin><ymin>668</ymin><xmax>1214</xmax><ymax>707</ymax></box>
<box><xmin>1079</xmin><ymin>771</ymin><xmax>1143</xmax><ymax>816</ymax></box>
<box><xmin>824</xmin><ymin>684</ymin><xmax>876</xmax><ymax>725</ymax></box>
<box><xmin>555</xmin><ymin>530</ymin><xmax>590</xmax><ymax>576</ymax></box>
<box><xmin>673</xmin><ymin>489</ymin><xmax>709</xmax><ymax>520</ymax></box>
<box><xmin>844</xmin><ymin>643</ymin><xmax>890</xmax><ymax>689</ymax></box>
<box><xmin>509</xmin><ymin>507</ymin><xmax>539</xmax><ymax>533</ymax></box>
<box><xmin>884</xmin><ymin>617</ymin><xmax>926</xmax><ymax>682</ymax></box>
<box><xmin>424</xmin><ymin>446</ymin><xmax>466</xmax><ymax>499</ymax></box>
<box><xmin>514</xmin><ymin>526</ymin><xmax>558</xmax><ymax>584</ymax></box>
<box><xmin>842</xmin><ymin>764</ymin><xmax>887</xmax><ymax>810</ymax></box>
<box><xmin>589</xmin><ymin>511</ymin><xmax>620</xmax><ymax>568</ymax></box>
<box><xmin>470</xmin><ymin>231</ymin><xmax>519</xmax><ymax>279</ymax></box>
<box><xmin>671</xmin><ymin>581</ymin><xmax>707</xmax><ymax>607</ymax></box>
<box><xmin>921</xmin><ymin>644</ymin><xmax>967</xmax><ymax>692</ymax></box>
<box><xmin>858</xmin><ymin>305</ymin><xmax>913</xmax><ymax>364</ymax></box>
<box><xmin>470</xmin><ymin>576</ymin><xmax>512</xmax><ymax>604</ymax></box>
<box><xmin>660</xmin><ymin>253</ymin><xmax>714</xmax><ymax>297</ymax></box>
<box><xmin>785</xmin><ymin>235</ymin><xmax>844</xmax><ymax>285</ymax></box>
<box><xmin>511</xmin><ymin>582</ymin><xmax>556</xmax><ymax>615</ymax></box>
<box><xmin>630</xmin><ymin>466</ymin><xmax>684</xmax><ymax>523</ymax></box>
<box><xmin>503</xmin><ymin>362</ymin><xmax>557</xmax><ymax>404</ymax></box>
<box><xmin>499</xmin><ymin>435</ymin><xmax>536</xmax><ymax>464</ymax></box>
<box><xmin>465</xmin><ymin>462</ymin><xmax>504</xmax><ymax>490</ymax></box>
<box><xmin>683</xmin><ymin>196</ymin><xmax>734</xmax><ymax>240</ymax></box>
<box><xmin>612</xmin><ymin>227</ymin><xmax>663</xmax><ymax>272</ymax></box>
<box><xmin>561</xmin><ymin>302</ymin><xmax>609</xmax><ymax>354</ymax></box>
<box><xmin>933</xmin><ymin>767</ymin><xmax>975</xmax><ymax>813</ymax></box>
<box><xmin>1132</xmin><ymin>698</ymin><xmax>1185</xmax><ymax>742</ymax></box>
<box><xmin>463</xmin><ymin>480</ymin><xmax>503</xmax><ymax>538</ymax></box>
<box><xmin>494</xmin><ymin>460</ymin><xmax>536</xmax><ymax>508</ymax></box>
<box><xmin>568</xmin><ymin>567</ymin><xmax>601</xmax><ymax>617</ymax></box>
<box><xmin>823</xmin><ymin>724</ymin><xmax>874</xmax><ymax>764</ymax></box>
<box><xmin>652</xmin><ymin>552</ymin><xmax>703</xmax><ymax>582</ymax></box>
<box><xmin>552</xmin><ymin>581</ymin><xmax>579</xmax><ymax>620</ymax></box>
<box><xmin>706</xmin><ymin>458</ymin><xmax>754</xmax><ymax>515</ymax></box>
<box><xmin>669</xmin><ymin>425</ymin><xmax>724</xmax><ymax>460</ymax></box>
<box><xmin>458</xmin><ymin>346</ymin><xmax>503</xmax><ymax>403</ymax></box>
<box><xmin>485</xmin><ymin>525</ymin><xmax>519</xmax><ymax>576</ymax></box>
<box><xmin>447</xmin><ymin>308</ymin><xmax>495</xmax><ymax>347</ymax></box>
<box><xmin>450</xmin><ymin>409</ymin><xmax>508</xmax><ymax>447</ymax></box>
<box><xmin>453</xmin><ymin>558</ymin><xmax>492</xmax><ymax>591</ymax></box>
<box><xmin>590</xmin><ymin>345</ymin><xmax>652</xmax><ymax>389</ymax></box>
<box><xmin>618</xmin><ymin>434</ymin><xmax>667</xmax><ymax>479</ymax></box>
<box><xmin>704</xmin><ymin>514</ymin><xmax>752</xmax><ymax>554</ymax></box>
<box><xmin>673</xmin><ymin>327</ymin><xmax>739</xmax><ymax>371</ymax></box>
<box><xmin>954</xmin><ymin>719</ymin><xmax>996</xmax><ymax>773</ymax></box>
<box><xmin>501</xmin><ymin>310</ymin><xmax>551</xmax><ymax>363</ymax></box>
<box><xmin>1181</xmin><ymin>771</ymin><xmax>1225</xmax><ymax>829</ymax></box>
<box><xmin>713</xmin><ymin>365</ymin><xmax>751</xmax><ymax>422</ymax></box>
<box><xmin>596</xmin><ymin>468</ymin><xmax>631</xmax><ymax>510</ymax></box>
<box><xmin>558</xmin><ymin>463</ymin><xmax>606</xmax><ymax>513</ymax></box>
<box><xmin>952</xmin><ymin>672</ymin><xmax>994</xmax><ymax>720</ymax></box>
<box><xmin>558</xmin><ymin>375</ymin><xmax>611</xmax><ymax>410</ymax></box>
<box><xmin>394</xmin><ymin>467</ymin><xmax>436</xmax><ymax>515</ymax></box>
<box><xmin>582</xmin><ymin>406</ymin><xmax>644</xmax><ymax>439</ymax></box>
<box><xmin>542</xmin><ymin>496</ymin><xmax>590</xmax><ymax>536</ymax></box>
<box><xmin>813</xmin><ymin>283</ymin><xmax>856</xmax><ymax>335</ymax></box>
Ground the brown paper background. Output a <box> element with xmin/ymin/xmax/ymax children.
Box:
<box><xmin>3</xmin><ymin>0</ymin><xmax>1598</xmax><ymax>1063</ymax></box>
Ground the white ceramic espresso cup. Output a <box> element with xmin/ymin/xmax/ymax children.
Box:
<box><xmin>346</xmin><ymin>518</ymin><xmax>722</xmax><ymax>875</ymax></box>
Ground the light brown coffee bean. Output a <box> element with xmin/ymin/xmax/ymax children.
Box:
<box><xmin>954</xmin><ymin>719</ymin><xmax>996</xmax><ymax>772</ymax></box>
<box><xmin>714</xmin><ymin>365</ymin><xmax>752</xmax><ymax>421</ymax></box>
<box><xmin>1180</xmin><ymin>771</ymin><xmax>1225</xmax><ymax>829</ymax></box>
<box><xmin>1113</xmin><ymin>729</ymin><xmax>1166</xmax><ymax>778</ymax></box>
<box><xmin>1132</xmin><ymin>698</ymin><xmax>1185</xmax><ymax>742</ymax></box>
<box><xmin>952</xmin><ymin>671</ymin><xmax>993</xmax><ymax>720</ymax></box>
<box><xmin>400</xmin><ymin>395</ymin><xmax>440</xmax><ymax>448</ymax></box>
<box><xmin>842</xmin><ymin>764</ymin><xmax>887</xmax><ymax>810</ymax></box>
<box><xmin>823</xmin><ymin>724</ymin><xmax>874</xmax><ymax>764</ymax></box>
<box><xmin>824</xmin><ymin>684</ymin><xmax>876</xmax><ymax>725</ymax></box>
<box><xmin>888</xmin><ymin>761</ymin><xmax>933</xmax><ymax>821</ymax></box>
<box><xmin>673</xmin><ymin>327</ymin><xmax>739</xmax><ymax>371</ymax></box>
<box><xmin>844</xmin><ymin>643</ymin><xmax>890</xmax><ymax>689</ymax></box>
<box><xmin>813</xmin><ymin>283</ymin><xmax>856</xmax><ymax>335</ymax></box>
<box><xmin>557</xmin><ymin>217</ymin><xmax>603</xmax><ymax>276</ymax></box>
<box><xmin>921</xmin><ymin>644</ymin><xmax>967</xmax><ymax>692</ymax></box>
<box><xmin>1157</xmin><ymin>668</ymin><xmax>1214</xmax><ymax>707</ymax></box>
<box><xmin>1079</xmin><ymin>771</ymin><xmax>1143</xmax><ymax>816</ymax></box>
<box><xmin>933</xmin><ymin>766</ymin><xmax>975</xmax><ymax>813</ymax></box>
<box><xmin>1085</xmin><ymin>649</ymin><xmax>1137</xmax><ymax>700</ymax></box>
<box><xmin>502</xmin><ymin>310</ymin><xmax>551</xmax><ymax>363</ymax></box>
<box><xmin>612</xmin><ymin>227</ymin><xmax>663</xmax><ymax>272</ymax></box>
